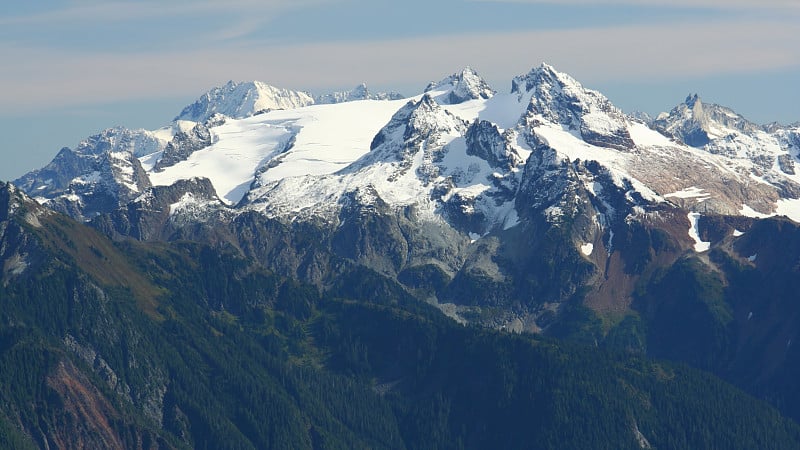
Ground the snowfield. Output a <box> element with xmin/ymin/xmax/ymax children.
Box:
<box><xmin>149</xmin><ymin>99</ymin><xmax>409</xmax><ymax>205</ymax></box>
<box><xmin>149</xmin><ymin>116</ymin><xmax>294</xmax><ymax>204</ymax></box>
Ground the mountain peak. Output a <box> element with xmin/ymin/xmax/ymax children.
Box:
<box><xmin>416</xmin><ymin>92</ymin><xmax>438</xmax><ymax>110</ymax></box>
<box><xmin>367</xmin><ymin>94</ymin><xmax>463</xmax><ymax>153</ymax></box>
<box><xmin>513</xmin><ymin>63</ymin><xmax>635</xmax><ymax>150</ymax></box>
<box><xmin>534</xmin><ymin>62</ymin><xmax>559</xmax><ymax>79</ymax></box>
<box><xmin>353</xmin><ymin>82</ymin><xmax>368</xmax><ymax>96</ymax></box>
<box><xmin>174</xmin><ymin>80</ymin><xmax>314</xmax><ymax>123</ymax></box>
<box><xmin>510</xmin><ymin>62</ymin><xmax>576</xmax><ymax>95</ymax></box>
<box><xmin>654</xmin><ymin>94</ymin><xmax>760</xmax><ymax>147</ymax></box>
<box><xmin>405</xmin><ymin>94</ymin><xmax>468</xmax><ymax>139</ymax></box>
<box><xmin>685</xmin><ymin>93</ymin><xmax>701</xmax><ymax>108</ymax></box>
<box><xmin>425</xmin><ymin>67</ymin><xmax>495</xmax><ymax>104</ymax></box>
<box><xmin>0</xmin><ymin>181</ymin><xmax>43</xmax><ymax>226</ymax></box>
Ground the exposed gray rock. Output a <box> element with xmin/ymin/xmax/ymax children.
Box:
<box><xmin>14</xmin><ymin>127</ymin><xmax>164</xmax><ymax>199</ymax></box>
<box><xmin>154</xmin><ymin>122</ymin><xmax>213</xmax><ymax>171</ymax></box>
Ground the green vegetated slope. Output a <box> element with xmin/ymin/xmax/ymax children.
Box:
<box><xmin>597</xmin><ymin>216</ymin><xmax>800</xmax><ymax>424</ymax></box>
<box><xmin>2</xmin><ymin>197</ymin><xmax>800</xmax><ymax>448</ymax></box>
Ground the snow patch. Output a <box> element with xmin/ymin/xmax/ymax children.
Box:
<box><xmin>476</xmin><ymin>92</ymin><xmax>530</xmax><ymax>130</ymax></box>
<box><xmin>582</xmin><ymin>111</ymin><xmax>618</xmax><ymax>135</ymax></box>
<box><xmin>259</xmin><ymin>99</ymin><xmax>410</xmax><ymax>183</ymax></box>
<box><xmin>544</xmin><ymin>205</ymin><xmax>564</xmax><ymax>222</ymax></box>
<box><xmin>665</xmin><ymin>186</ymin><xmax>711</xmax><ymax>202</ymax></box>
<box><xmin>626</xmin><ymin>176</ymin><xmax>663</xmax><ymax>203</ymax></box>
<box><xmin>633</xmin><ymin>420</ymin><xmax>652</xmax><ymax>449</ymax></box>
<box><xmin>733</xmin><ymin>229</ymin><xmax>744</xmax><ymax>237</ymax></box>
<box><xmin>174</xmin><ymin>121</ymin><xmax>197</xmax><ymax>134</ymax></box>
<box><xmin>606</xmin><ymin>229</ymin><xmax>615</xmax><ymax>255</ymax></box>
<box><xmin>5</xmin><ymin>254</ymin><xmax>28</xmax><ymax>276</ymax></box>
<box><xmin>687</xmin><ymin>212</ymin><xmax>710</xmax><ymax>252</ymax></box>
<box><xmin>775</xmin><ymin>198</ymin><xmax>800</xmax><ymax>223</ymax></box>
<box><xmin>535</xmin><ymin>124</ymin><xmax>626</xmax><ymax>168</ymax></box>
<box><xmin>24</xmin><ymin>212</ymin><xmax>42</xmax><ymax>228</ymax></box>
<box><xmin>169</xmin><ymin>192</ymin><xmax>199</xmax><ymax>215</ymax></box>
<box><xmin>739</xmin><ymin>204</ymin><xmax>771</xmax><ymax>219</ymax></box>
<box><xmin>736</xmin><ymin>200</ymin><xmax>800</xmax><ymax>224</ymax></box>
<box><xmin>628</xmin><ymin>121</ymin><xmax>675</xmax><ymax>147</ymax></box>
<box><xmin>138</xmin><ymin>151</ymin><xmax>162</xmax><ymax>172</ymax></box>
<box><xmin>580</xmin><ymin>243</ymin><xmax>594</xmax><ymax>256</ymax></box>
<box><xmin>501</xmin><ymin>205</ymin><xmax>520</xmax><ymax>230</ymax></box>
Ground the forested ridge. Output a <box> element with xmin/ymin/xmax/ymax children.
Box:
<box><xmin>1</xmin><ymin>204</ymin><xmax>800</xmax><ymax>449</ymax></box>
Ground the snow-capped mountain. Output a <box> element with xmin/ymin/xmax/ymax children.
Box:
<box><xmin>654</xmin><ymin>94</ymin><xmax>800</xmax><ymax>180</ymax></box>
<box><xmin>17</xmin><ymin>63</ymin><xmax>800</xmax><ymax>230</ymax></box>
<box><xmin>13</xmin><ymin>127</ymin><xmax>167</xmax><ymax>220</ymax></box>
<box><xmin>650</xmin><ymin>94</ymin><xmax>800</xmax><ymax>215</ymax></box>
<box><xmin>15</xmin><ymin>127</ymin><xmax>164</xmax><ymax>197</ymax></box>
<box><xmin>174</xmin><ymin>79</ymin><xmax>405</xmax><ymax>122</ymax></box>
<box><xmin>153</xmin><ymin>115</ymin><xmax>225</xmax><ymax>171</ymax></box>
<box><xmin>514</xmin><ymin>64</ymin><xmax>635</xmax><ymax>151</ymax></box>
<box><xmin>12</xmin><ymin>63</ymin><xmax>800</xmax><ymax>327</ymax></box>
<box><xmin>654</xmin><ymin>94</ymin><xmax>760</xmax><ymax>147</ymax></box>
<box><xmin>16</xmin><ymin>62</ymin><xmax>800</xmax><ymax>241</ymax></box>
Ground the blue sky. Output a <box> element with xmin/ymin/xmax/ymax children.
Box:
<box><xmin>1</xmin><ymin>0</ymin><xmax>799</xmax><ymax>181</ymax></box>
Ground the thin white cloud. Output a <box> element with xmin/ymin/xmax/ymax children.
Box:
<box><xmin>0</xmin><ymin>0</ymin><xmax>333</xmax><ymax>26</ymax></box>
<box><xmin>1</xmin><ymin>19</ymin><xmax>798</xmax><ymax>115</ymax></box>
<box><xmin>206</xmin><ymin>17</ymin><xmax>271</xmax><ymax>42</ymax></box>
<box><xmin>0</xmin><ymin>0</ymin><xmax>337</xmax><ymax>52</ymax></box>
<box><xmin>468</xmin><ymin>0</ymin><xmax>800</xmax><ymax>9</ymax></box>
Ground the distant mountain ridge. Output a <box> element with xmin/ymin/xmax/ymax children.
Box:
<box><xmin>174</xmin><ymin>80</ymin><xmax>315</xmax><ymax>122</ymax></box>
<box><xmin>315</xmin><ymin>82</ymin><xmax>404</xmax><ymax>104</ymax></box>
<box><xmin>175</xmin><ymin>80</ymin><xmax>406</xmax><ymax>123</ymax></box>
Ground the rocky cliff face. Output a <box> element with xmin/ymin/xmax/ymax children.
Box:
<box><xmin>1</xmin><ymin>182</ymin><xmax>50</xmax><ymax>284</ymax></box>
<box><xmin>154</xmin><ymin>116</ymin><xmax>224</xmax><ymax>171</ymax></box>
